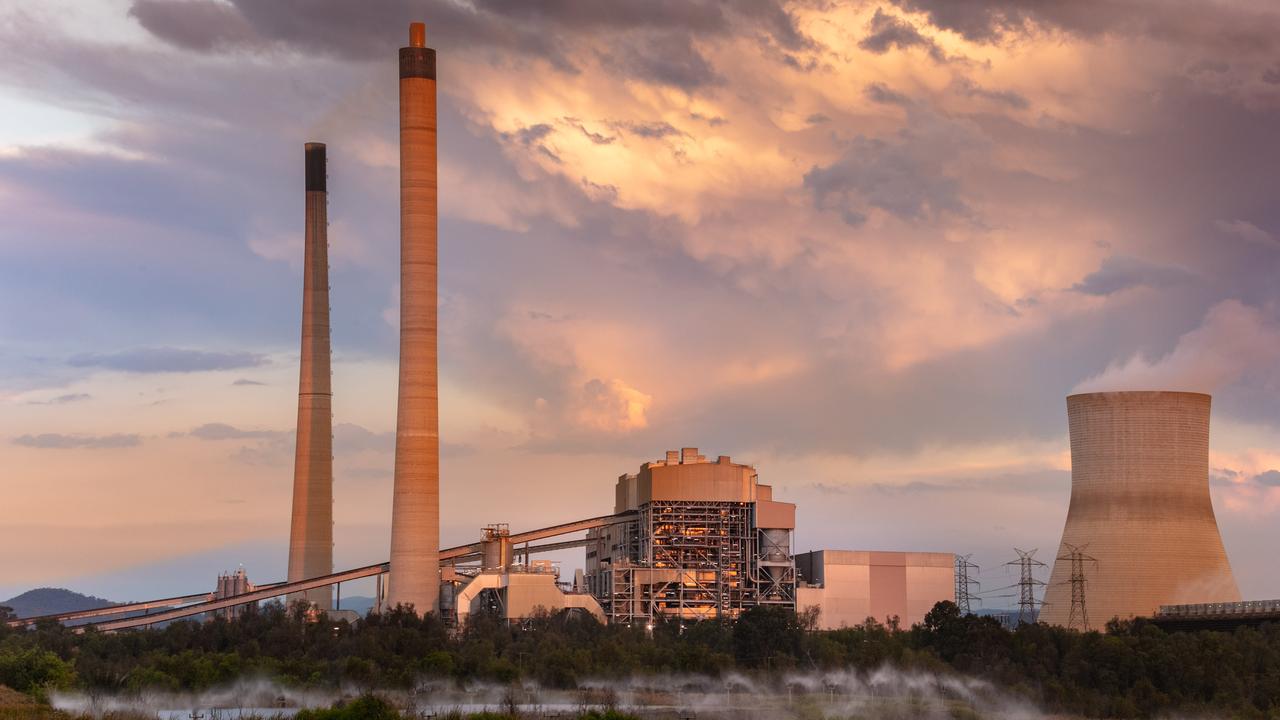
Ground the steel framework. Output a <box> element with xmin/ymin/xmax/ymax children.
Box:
<box><xmin>589</xmin><ymin>500</ymin><xmax>795</xmax><ymax>624</ymax></box>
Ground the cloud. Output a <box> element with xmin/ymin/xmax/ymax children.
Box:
<box><xmin>67</xmin><ymin>348</ymin><xmax>268</xmax><ymax>374</ymax></box>
<box><xmin>333</xmin><ymin>423</ymin><xmax>394</xmax><ymax>454</ymax></box>
<box><xmin>1069</xmin><ymin>255</ymin><xmax>1193</xmax><ymax>296</ymax></box>
<box><xmin>187</xmin><ymin>423</ymin><xmax>287</xmax><ymax>441</ymax></box>
<box><xmin>572</xmin><ymin>378</ymin><xmax>653</xmax><ymax>433</ymax></box>
<box><xmin>25</xmin><ymin>393</ymin><xmax>92</xmax><ymax>405</ymax></box>
<box><xmin>803</xmin><ymin>108</ymin><xmax>978</xmax><ymax>225</ymax></box>
<box><xmin>129</xmin><ymin>0</ymin><xmax>259</xmax><ymax>52</ymax></box>
<box><xmin>1216</xmin><ymin>219</ymin><xmax>1277</xmax><ymax>248</ymax></box>
<box><xmin>13</xmin><ymin>433</ymin><xmax>141</xmax><ymax>449</ymax></box>
<box><xmin>1254</xmin><ymin>470</ymin><xmax>1280</xmax><ymax>487</ymax></box>
<box><xmin>231</xmin><ymin>378</ymin><xmax>266</xmax><ymax>386</ymax></box>
<box><xmin>127</xmin><ymin>0</ymin><xmax>808</xmax><ymax>86</ymax></box>
<box><xmin>858</xmin><ymin>8</ymin><xmax>944</xmax><ymax>61</ymax></box>
<box><xmin>597</xmin><ymin>33</ymin><xmax>723</xmax><ymax>90</ymax></box>
<box><xmin>1074</xmin><ymin>300</ymin><xmax>1280</xmax><ymax>393</ymax></box>
<box><xmin>611</xmin><ymin>120</ymin><xmax>685</xmax><ymax>140</ymax></box>
<box><xmin>951</xmin><ymin>77</ymin><xmax>1028</xmax><ymax>109</ymax></box>
<box><xmin>888</xmin><ymin>0</ymin><xmax>1280</xmax><ymax>51</ymax></box>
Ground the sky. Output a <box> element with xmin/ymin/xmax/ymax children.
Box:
<box><xmin>2</xmin><ymin>0</ymin><xmax>1280</xmax><ymax>609</ymax></box>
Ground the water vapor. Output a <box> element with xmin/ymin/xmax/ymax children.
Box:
<box><xmin>1074</xmin><ymin>300</ymin><xmax>1280</xmax><ymax>394</ymax></box>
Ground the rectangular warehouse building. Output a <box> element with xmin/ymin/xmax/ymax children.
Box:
<box><xmin>795</xmin><ymin>550</ymin><xmax>955</xmax><ymax>629</ymax></box>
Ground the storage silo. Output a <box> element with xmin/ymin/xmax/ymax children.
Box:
<box><xmin>1040</xmin><ymin>391</ymin><xmax>1240</xmax><ymax>627</ymax></box>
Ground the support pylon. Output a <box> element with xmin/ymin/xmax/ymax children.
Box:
<box><xmin>1006</xmin><ymin>548</ymin><xmax>1046</xmax><ymax>626</ymax></box>
<box><xmin>955</xmin><ymin>555</ymin><xmax>980</xmax><ymax>615</ymax></box>
<box><xmin>1058</xmin><ymin>543</ymin><xmax>1098</xmax><ymax>631</ymax></box>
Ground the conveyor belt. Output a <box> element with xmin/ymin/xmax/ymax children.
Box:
<box><xmin>9</xmin><ymin>511</ymin><xmax>636</xmax><ymax>631</ymax></box>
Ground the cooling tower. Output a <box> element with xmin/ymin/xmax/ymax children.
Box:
<box><xmin>286</xmin><ymin>142</ymin><xmax>333</xmax><ymax>610</ymax></box>
<box><xmin>1040</xmin><ymin>391</ymin><xmax>1239</xmax><ymax>627</ymax></box>
<box><xmin>387</xmin><ymin>22</ymin><xmax>440</xmax><ymax>614</ymax></box>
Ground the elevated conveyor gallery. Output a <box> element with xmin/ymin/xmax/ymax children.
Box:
<box><xmin>5</xmin><ymin>512</ymin><xmax>635</xmax><ymax>632</ymax></box>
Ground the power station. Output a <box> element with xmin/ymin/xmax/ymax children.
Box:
<box><xmin>584</xmin><ymin>449</ymin><xmax>797</xmax><ymax>623</ymax></box>
<box><xmin>1040</xmin><ymin>392</ymin><xmax>1240</xmax><ymax>626</ymax></box>
<box><xmin>10</xmin><ymin>23</ymin><xmax>1265</xmax><ymax>636</ymax></box>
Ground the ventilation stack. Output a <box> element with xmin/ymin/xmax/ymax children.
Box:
<box><xmin>387</xmin><ymin>22</ymin><xmax>441</xmax><ymax>614</ymax></box>
<box><xmin>1040</xmin><ymin>391</ymin><xmax>1240</xmax><ymax>626</ymax></box>
<box><xmin>287</xmin><ymin>142</ymin><xmax>334</xmax><ymax>610</ymax></box>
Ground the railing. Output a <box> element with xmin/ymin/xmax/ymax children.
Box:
<box><xmin>1157</xmin><ymin>599</ymin><xmax>1280</xmax><ymax>617</ymax></box>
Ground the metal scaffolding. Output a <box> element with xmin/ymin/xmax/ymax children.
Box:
<box><xmin>589</xmin><ymin>500</ymin><xmax>795</xmax><ymax>624</ymax></box>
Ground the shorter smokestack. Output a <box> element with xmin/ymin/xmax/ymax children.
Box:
<box><xmin>287</xmin><ymin>141</ymin><xmax>334</xmax><ymax>611</ymax></box>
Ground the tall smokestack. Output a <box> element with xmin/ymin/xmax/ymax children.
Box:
<box><xmin>387</xmin><ymin>22</ymin><xmax>440</xmax><ymax>614</ymax></box>
<box><xmin>287</xmin><ymin>142</ymin><xmax>334</xmax><ymax>610</ymax></box>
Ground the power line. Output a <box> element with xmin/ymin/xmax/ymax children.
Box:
<box><xmin>1006</xmin><ymin>548</ymin><xmax>1046</xmax><ymax>626</ymax></box>
<box><xmin>1058</xmin><ymin>543</ymin><xmax>1099</xmax><ymax>632</ymax></box>
<box><xmin>955</xmin><ymin>554</ymin><xmax>980</xmax><ymax>614</ymax></box>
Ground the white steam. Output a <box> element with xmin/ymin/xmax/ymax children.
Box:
<box><xmin>1074</xmin><ymin>299</ymin><xmax>1280</xmax><ymax>394</ymax></box>
<box><xmin>51</xmin><ymin>668</ymin><xmax>1054</xmax><ymax>719</ymax></box>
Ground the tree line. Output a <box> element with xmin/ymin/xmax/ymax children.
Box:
<box><xmin>2</xmin><ymin>601</ymin><xmax>1280</xmax><ymax>718</ymax></box>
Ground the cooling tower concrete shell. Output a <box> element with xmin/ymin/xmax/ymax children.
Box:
<box><xmin>287</xmin><ymin>142</ymin><xmax>333</xmax><ymax>610</ymax></box>
<box><xmin>387</xmin><ymin>23</ymin><xmax>441</xmax><ymax>614</ymax></box>
<box><xmin>1040</xmin><ymin>391</ymin><xmax>1239</xmax><ymax>627</ymax></box>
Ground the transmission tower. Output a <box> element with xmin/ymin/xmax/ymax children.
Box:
<box><xmin>1058</xmin><ymin>543</ymin><xmax>1099</xmax><ymax>631</ymax></box>
<box><xmin>1006</xmin><ymin>548</ymin><xmax>1046</xmax><ymax>626</ymax></box>
<box><xmin>954</xmin><ymin>555</ymin><xmax>980</xmax><ymax>615</ymax></box>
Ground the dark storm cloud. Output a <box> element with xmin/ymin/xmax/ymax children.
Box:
<box><xmin>858</xmin><ymin>7</ymin><xmax>944</xmax><ymax>61</ymax></box>
<box><xmin>1069</xmin><ymin>256</ymin><xmax>1193</xmax><ymax>296</ymax></box>
<box><xmin>803</xmin><ymin>108</ymin><xmax>977</xmax><ymax>224</ymax></box>
<box><xmin>13</xmin><ymin>433</ymin><xmax>141</xmax><ymax>449</ymax></box>
<box><xmin>611</xmin><ymin>120</ymin><xmax>685</xmax><ymax>139</ymax></box>
<box><xmin>68</xmin><ymin>348</ymin><xmax>268</xmax><ymax>374</ymax></box>
<box><xmin>864</xmin><ymin>82</ymin><xmax>910</xmax><ymax>106</ymax></box>
<box><xmin>129</xmin><ymin>0</ymin><xmax>258</xmax><ymax>52</ymax></box>
<box><xmin>597</xmin><ymin>33</ymin><xmax>724</xmax><ymax>90</ymax></box>
<box><xmin>888</xmin><ymin>0</ymin><xmax>1280</xmax><ymax>52</ymax></box>
<box><xmin>128</xmin><ymin>0</ymin><xmax>807</xmax><ymax>88</ymax></box>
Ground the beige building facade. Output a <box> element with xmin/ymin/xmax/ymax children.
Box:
<box><xmin>796</xmin><ymin>550</ymin><xmax>955</xmax><ymax>629</ymax></box>
<box><xmin>1040</xmin><ymin>392</ymin><xmax>1240</xmax><ymax>628</ymax></box>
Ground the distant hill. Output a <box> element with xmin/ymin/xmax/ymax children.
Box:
<box><xmin>337</xmin><ymin>595</ymin><xmax>375</xmax><ymax>617</ymax></box>
<box><xmin>2</xmin><ymin>588</ymin><xmax>115</xmax><ymax>618</ymax></box>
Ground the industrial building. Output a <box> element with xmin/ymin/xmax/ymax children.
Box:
<box><xmin>795</xmin><ymin>551</ymin><xmax>955</xmax><ymax>629</ymax></box>
<box><xmin>583</xmin><ymin>448</ymin><xmax>797</xmax><ymax>623</ymax></box>
<box><xmin>33</xmin><ymin>23</ymin><xmax>1260</xmax><ymax>638</ymax></box>
<box><xmin>434</xmin><ymin>448</ymin><xmax>954</xmax><ymax>629</ymax></box>
<box><xmin>214</xmin><ymin>569</ymin><xmax>254</xmax><ymax>621</ymax></box>
<box><xmin>1040</xmin><ymin>392</ymin><xmax>1240</xmax><ymax>627</ymax></box>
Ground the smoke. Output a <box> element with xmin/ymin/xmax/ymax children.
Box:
<box><xmin>51</xmin><ymin>668</ymin><xmax>1052</xmax><ymax>719</ymax></box>
<box><xmin>1074</xmin><ymin>300</ymin><xmax>1280</xmax><ymax>394</ymax></box>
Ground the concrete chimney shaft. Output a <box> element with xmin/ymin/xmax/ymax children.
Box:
<box><xmin>387</xmin><ymin>23</ymin><xmax>440</xmax><ymax>614</ymax></box>
<box><xmin>287</xmin><ymin>142</ymin><xmax>334</xmax><ymax>610</ymax></box>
